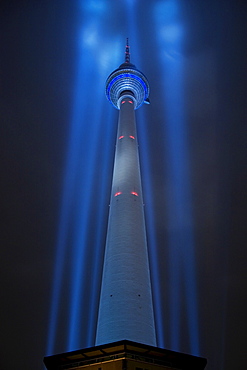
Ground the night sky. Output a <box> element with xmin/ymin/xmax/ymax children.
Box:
<box><xmin>1</xmin><ymin>1</ymin><xmax>247</xmax><ymax>369</ymax></box>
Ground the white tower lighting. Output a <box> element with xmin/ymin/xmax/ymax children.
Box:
<box><xmin>96</xmin><ymin>40</ymin><xmax>156</xmax><ymax>346</ymax></box>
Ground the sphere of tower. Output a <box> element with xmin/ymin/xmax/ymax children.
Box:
<box><xmin>105</xmin><ymin>62</ymin><xmax>149</xmax><ymax>110</ymax></box>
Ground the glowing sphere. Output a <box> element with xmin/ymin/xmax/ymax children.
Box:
<box><xmin>105</xmin><ymin>62</ymin><xmax>149</xmax><ymax>109</ymax></box>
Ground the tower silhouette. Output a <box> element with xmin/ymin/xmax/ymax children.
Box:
<box><xmin>44</xmin><ymin>41</ymin><xmax>207</xmax><ymax>370</ymax></box>
<box><xmin>96</xmin><ymin>39</ymin><xmax>156</xmax><ymax>347</ymax></box>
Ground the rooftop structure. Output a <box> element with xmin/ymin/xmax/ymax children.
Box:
<box><xmin>44</xmin><ymin>340</ymin><xmax>207</xmax><ymax>370</ymax></box>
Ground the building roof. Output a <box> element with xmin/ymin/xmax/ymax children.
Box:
<box><xmin>44</xmin><ymin>340</ymin><xmax>207</xmax><ymax>370</ymax></box>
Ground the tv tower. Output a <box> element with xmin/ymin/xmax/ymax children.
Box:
<box><xmin>95</xmin><ymin>39</ymin><xmax>156</xmax><ymax>346</ymax></box>
<box><xmin>44</xmin><ymin>40</ymin><xmax>207</xmax><ymax>370</ymax></box>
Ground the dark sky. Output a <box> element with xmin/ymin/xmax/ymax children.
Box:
<box><xmin>1</xmin><ymin>1</ymin><xmax>247</xmax><ymax>369</ymax></box>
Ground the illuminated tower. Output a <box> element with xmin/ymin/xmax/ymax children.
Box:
<box><xmin>95</xmin><ymin>40</ymin><xmax>156</xmax><ymax>346</ymax></box>
<box><xmin>44</xmin><ymin>41</ymin><xmax>207</xmax><ymax>370</ymax></box>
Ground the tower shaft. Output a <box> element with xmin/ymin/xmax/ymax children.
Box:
<box><xmin>96</xmin><ymin>95</ymin><xmax>156</xmax><ymax>346</ymax></box>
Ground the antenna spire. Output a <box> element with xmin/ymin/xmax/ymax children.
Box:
<box><xmin>125</xmin><ymin>38</ymin><xmax>130</xmax><ymax>63</ymax></box>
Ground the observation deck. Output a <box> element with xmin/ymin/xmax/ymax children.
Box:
<box><xmin>106</xmin><ymin>41</ymin><xmax>149</xmax><ymax>109</ymax></box>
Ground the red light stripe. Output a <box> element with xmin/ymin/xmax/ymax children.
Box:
<box><xmin>129</xmin><ymin>135</ymin><xmax>135</xmax><ymax>139</ymax></box>
<box><xmin>114</xmin><ymin>192</ymin><xmax>122</xmax><ymax>197</ymax></box>
<box><xmin>131</xmin><ymin>191</ymin><xmax>138</xmax><ymax>196</ymax></box>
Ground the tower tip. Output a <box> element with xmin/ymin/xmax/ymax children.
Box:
<box><xmin>125</xmin><ymin>38</ymin><xmax>130</xmax><ymax>64</ymax></box>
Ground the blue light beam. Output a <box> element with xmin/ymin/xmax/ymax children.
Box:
<box><xmin>46</xmin><ymin>0</ymin><xmax>116</xmax><ymax>353</ymax></box>
<box><xmin>154</xmin><ymin>0</ymin><xmax>200</xmax><ymax>355</ymax></box>
<box><xmin>46</xmin><ymin>42</ymin><xmax>89</xmax><ymax>356</ymax></box>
